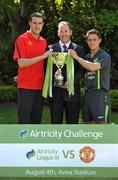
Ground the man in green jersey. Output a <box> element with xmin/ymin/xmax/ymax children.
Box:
<box><xmin>69</xmin><ymin>29</ymin><xmax>111</xmax><ymax>124</ymax></box>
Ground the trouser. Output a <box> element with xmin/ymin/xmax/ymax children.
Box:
<box><xmin>82</xmin><ymin>89</ymin><xmax>111</xmax><ymax>123</ymax></box>
<box><xmin>49</xmin><ymin>101</ymin><xmax>80</xmax><ymax>124</ymax></box>
<box><xmin>18</xmin><ymin>88</ymin><xmax>44</xmax><ymax>124</ymax></box>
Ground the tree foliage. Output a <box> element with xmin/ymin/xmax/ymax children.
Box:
<box><xmin>0</xmin><ymin>0</ymin><xmax>118</xmax><ymax>88</ymax></box>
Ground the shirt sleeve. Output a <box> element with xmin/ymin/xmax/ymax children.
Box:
<box><xmin>13</xmin><ymin>36</ymin><xmax>27</xmax><ymax>61</ymax></box>
<box><xmin>100</xmin><ymin>53</ymin><xmax>111</xmax><ymax>69</ymax></box>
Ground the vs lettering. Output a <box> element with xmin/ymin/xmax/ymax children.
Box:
<box><xmin>62</xmin><ymin>150</ymin><xmax>75</xmax><ymax>158</ymax></box>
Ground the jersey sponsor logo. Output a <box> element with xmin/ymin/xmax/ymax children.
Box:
<box><xmin>79</xmin><ymin>146</ymin><xmax>95</xmax><ymax>163</ymax></box>
<box><xmin>86</xmin><ymin>71</ymin><xmax>95</xmax><ymax>80</ymax></box>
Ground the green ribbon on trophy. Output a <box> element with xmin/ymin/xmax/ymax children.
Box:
<box><xmin>42</xmin><ymin>52</ymin><xmax>74</xmax><ymax>98</ymax></box>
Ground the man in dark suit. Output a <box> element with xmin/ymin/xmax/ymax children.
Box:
<box><xmin>48</xmin><ymin>21</ymin><xmax>85</xmax><ymax>124</ymax></box>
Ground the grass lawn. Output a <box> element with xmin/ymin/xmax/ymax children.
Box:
<box><xmin>0</xmin><ymin>102</ymin><xmax>118</xmax><ymax>124</ymax></box>
<box><xmin>0</xmin><ymin>102</ymin><xmax>51</xmax><ymax>124</ymax></box>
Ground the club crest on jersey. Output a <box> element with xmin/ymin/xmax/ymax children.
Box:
<box><xmin>79</xmin><ymin>146</ymin><xmax>95</xmax><ymax>163</ymax></box>
<box><xmin>28</xmin><ymin>41</ymin><xmax>32</xmax><ymax>46</ymax></box>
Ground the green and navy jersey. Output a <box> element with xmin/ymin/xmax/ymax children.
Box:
<box><xmin>84</xmin><ymin>48</ymin><xmax>111</xmax><ymax>91</ymax></box>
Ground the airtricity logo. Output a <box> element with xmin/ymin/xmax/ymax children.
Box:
<box><xmin>19</xmin><ymin>129</ymin><xmax>29</xmax><ymax>139</ymax></box>
<box><xmin>26</xmin><ymin>149</ymin><xmax>36</xmax><ymax>160</ymax></box>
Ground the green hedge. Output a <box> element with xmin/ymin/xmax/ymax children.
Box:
<box><xmin>110</xmin><ymin>90</ymin><xmax>118</xmax><ymax>112</ymax></box>
<box><xmin>0</xmin><ymin>86</ymin><xmax>118</xmax><ymax>112</ymax></box>
<box><xmin>0</xmin><ymin>85</ymin><xmax>17</xmax><ymax>102</ymax></box>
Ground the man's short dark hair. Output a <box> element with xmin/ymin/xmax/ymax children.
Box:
<box><xmin>29</xmin><ymin>12</ymin><xmax>44</xmax><ymax>21</ymax></box>
<box><xmin>58</xmin><ymin>21</ymin><xmax>72</xmax><ymax>30</ymax></box>
<box><xmin>86</xmin><ymin>29</ymin><xmax>101</xmax><ymax>39</ymax></box>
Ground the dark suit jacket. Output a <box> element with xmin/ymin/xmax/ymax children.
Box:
<box><xmin>48</xmin><ymin>42</ymin><xmax>85</xmax><ymax>102</ymax></box>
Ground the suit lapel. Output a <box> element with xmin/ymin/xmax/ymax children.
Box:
<box><xmin>68</xmin><ymin>42</ymin><xmax>75</xmax><ymax>50</ymax></box>
<box><xmin>54</xmin><ymin>43</ymin><xmax>62</xmax><ymax>52</ymax></box>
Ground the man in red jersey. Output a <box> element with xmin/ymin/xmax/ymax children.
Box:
<box><xmin>13</xmin><ymin>12</ymin><xmax>51</xmax><ymax>124</ymax></box>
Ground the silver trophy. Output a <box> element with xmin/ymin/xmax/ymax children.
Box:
<box><xmin>53</xmin><ymin>52</ymin><xmax>66</xmax><ymax>87</ymax></box>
